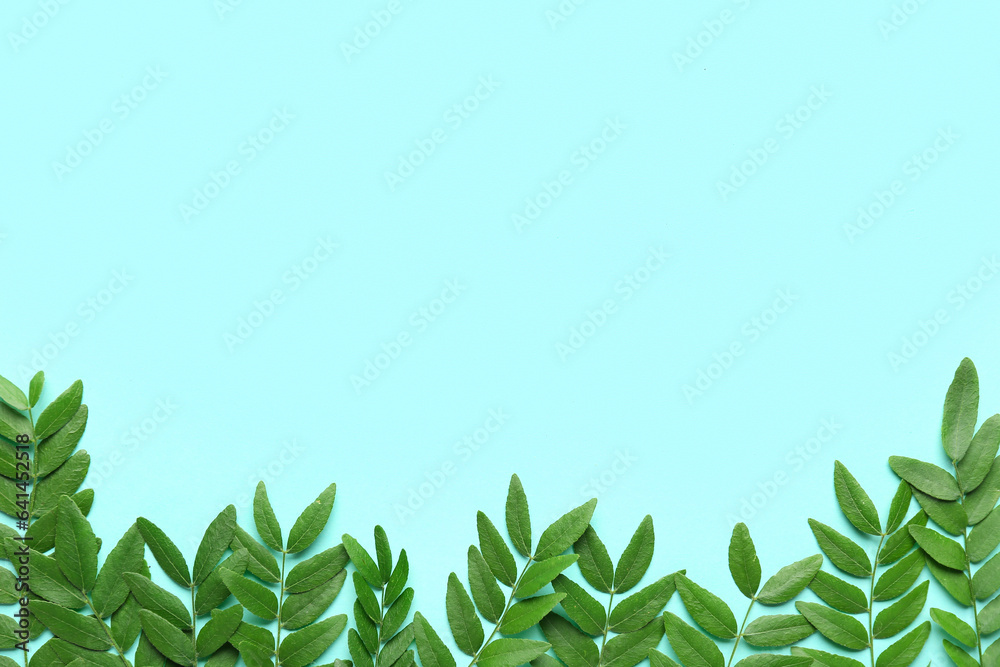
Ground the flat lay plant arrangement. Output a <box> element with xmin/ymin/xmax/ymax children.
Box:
<box><xmin>1</xmin><ymin>358</ymin><xmax>998</xmax><ymax>667</ymax></box>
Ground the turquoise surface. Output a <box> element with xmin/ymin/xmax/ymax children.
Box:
<box><xmin>2</xmin><ymin>1</ymin><xmax>999</xmax><ymax>663</ymax></box>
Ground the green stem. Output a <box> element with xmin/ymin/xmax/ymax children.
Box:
<box><xmin>727</xmin><ymin>598</ymin><xmax>755</xmax><ymax>667</ymax></box>
<box><xmin>191</xmin><ymin>584</ymin><xmax>198</xmax><ymax>662</ymax></box>
<box><xmin>953</xmin><ymin>463</ymin><xmax>984</xmax><ymax>663</ymax></box>
<box><xmin>598</xmin><ymin>590</ymin><xmax>615</xmax><ymax>665</ymax></box>
<box><xmin>869</xmin><ymin>534</ymin><xmax>886</xmax><ymax>667</ymax></box>
<box><xmin>277</xmin><ymin>550</ymin><xmax>287</xmax><ymax>666</ymax></box>
<box><xmin>375</xmin><ymin>581</ymin><xmax>387</xmax><ymax>665</ymax></box>
<box><xmin>468</xmin><ymin>555</ymin><xmax>535</xmax><ymax>667</ymax></box>
<box><xmin>86</xmin><ymin>595</ymin><xmax>129</xmax><ymax>666</ymax></box>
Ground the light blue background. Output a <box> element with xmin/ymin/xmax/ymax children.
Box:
<box><xmin>2</xmin><ymin>0</ymin><xmax>999</xmax><ymax>664</ymax></box>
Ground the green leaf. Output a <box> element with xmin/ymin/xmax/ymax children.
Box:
<box><xmin>196</xmin><ymin>603</ymin><xmax>244</xmax><ymax>656</ymax></box>
<box><xmin>195</xmin><ymin>548</ymin><xmax>250</xmax><ymax>615</ymax></box>
<box><xmin>888</xmin><ymin>456</ymin><xmax>961</xmax><ymax>501</ymax></box>
<box><xmin>136</xmin><ymin>517</ymin><xmax>190</xmax><ymax>587</ymax></box>
<box><xmin>728</xmin><ymin>523</ymin><xmax>761</xmax><ymax>599</ymax></box>
<box><xmin>24</xmin><ymin>489</ymin><xmax>93</xmax><ymax>552</ymax></box>
<box><xmin>536</xmin><ymin>499</ymin><xmax>597</xmax><ymax>560</ymax></box>
<box><xmin>834</xmin><ymin>461</ymin><xmax>881</xmax><ymax>535</ymax></box>
<box><xmin>878</xmin><ymin>511</ymin><xmax>927</xmax><ymax>565</ymax></box>
<box><xmin>0</xmin><ymin>402</ymin><xmax>32</xmax><ymax>442</ymax></box>
<box><xmin>942</xmin><ymin>357</ymin><xmax>979</xmax><ymax>461</ymax></box>
<box><xmin>942</xmin><ymin>640</ymin><xmax>979</xmax><ymax>667</ymax></box>
<box><xmin>0</xmin><ymin>373</ymin><xmax>29</xmax><ymax>410</ymax></box>
<box><xmin>911</xmin><ymin>487</ymin><xmax>967</xmax><ymax>535</ymax></box>
<box><xmin>929</xmin><ymin>607</ymin><xmax>977</xmax><ymax>646</ymax></box>
<box><xmin>124</xmin><ymin>571</ymin><xmax>192</xmax><ymax>628</ymax></box>
<box><xmin>383</xmin><ymin>587</ymin><xmax>414</xmax><ymax>637</ymax></box>
<box><xmin>92</xmin><ymin>523</ymin><xmax>145</xmax><ymax>617</ymax></box>
<box><xmin>55</xmin><ymin>495</ymin><xmax>98</xmax><ymax>592</ymax></box>
<box><xmin>446</xmin><ymin>572</ymin><xmax>483</xmax><ymax>655</ymax></box>
<box><xmin>973</xmin><ymin>551</ymin><xmax>1000</xmax><ymax>599</ymax></box>
<box><xmin>532</xmin><ymin>656</ymin><xmax>566</xmax><ymax>667</ymax></box>
<box><xmin>808</xmin><ymin>571</ymin><xmax>869</xmax><ymax>614</ymax></box>
<box><xmin>500</xmin><ymin>592</ymin><xmax>565</xmax><ymax>634</ymax></box>
<box><xmin>285</xmin><ymin>544</ymin><xmax>349</xmax><ymax>593</ymax></box>
<box><xmin>742</xmin><ymin>614</ymin><xmax>814</xmax><ymax>647</ymax></box>
<box><xmin>551</xmin><ymin>574</ymin><xmax>606</xmax><ymax>635</ymax></box>
<box><xmin>925</xmin><ymin>558</ymin><xmax>972</xmax><ymax>607</ymax></box>
<box><xmin>35</xmin><ymin>380</ymin><xmax>83</xmax><ymax>440</ymax></box>
<box><xmin>506</xmin><ymin>475</ymin><xmax>532</xmax><ymax>557</ymax></box>
<box><xmin>193</xmin><ymin>505</ymin><xmax>237</xmax><ymax>587</ymax></box>
<box><xmin>573</xmin><ymin>526</ymin><xmax>614</xmax><ymax>594</ymax></box>
<box><xmin>908</xmin><ymin>525</ymin><xmax>966</xmax><ymax>569</ymax></box>
<box><xmin>31</xmin><ymin>450</ymin><xmax>89</xmax><ymax>516</ymax></box>
<box><xmin>221</xmin><ymin>570</ymin><xmax>278</xmax><ymax>620</ymax></box>
<box><xmin>602</xmin><ymin>617</ymin><xmax>664</xmax><ymax>667</ymax></box>
<box><xmin>478</xmin><ymin>638</ymin><xmax>551</xmax><ymax>667</ymax></box>
<box><xmin>808</xmin><ymin>519</ymin><xmax>871</xmax><ymax>577</ymax></box>
<box><xmin>873</xmin><ymin>549</ymin><xmax>924</xmax><ymax>602</ymax></box>
<box><xmin>608</xmin><ymin>574</ymin><xmax>677</xmax><ymax>632</ymax></box>
<box><xmin>958</xmin><ymin>414</ymin><xmax>1000</xmax><ymax>492</ymax></box>
<box><xmin>986</xmin><ymin>638</ymin><xmax>1000</xmax><ymax>667</ymax></box>
<box><xmin>794</xmin><ymin>601</ymin><xmax>869</xmax><ymax>650</ymax></box>
<box><xmin>385</xmin><ymin>549</ymin><xmax>409</xmax><ymax>605</ymax></box>
<box><xmin>468</xmin><ymin>546</ymin><xmax>506</xmax><ymax>624</ymax></box>
<box><xmin>413</xmin><ymin>612</ymin><xmax>456</xmax><ymax>667</ymax></box>
<box><xmin>343</xmin><ymin>533</ymin><xmax>382</xmax><ymax>589</ymax></box>
<box><xmin>26</xmin><ymin>548</ymin><xmax>87</xmax><ymax>607</ymax></box>
<box><xmin>885</xmin><ymin>481</ymin><xmax>911</xmax><ymax>534</ymax></box>
<box><xmin>872</xmin><ymin>580</ymin><xmax>928</xmax><ymax>638</ymax></box>
<box><xmin>734</xmin><ymin>657</ymin><xmax>813</xmax><ymax>667</ymax></box>
<box><xmin>790</xmin><ymin>647</ymin><xmax>866</xmax><ymax>667</ymax></box>
<box><xmin>675</xmin><ymin>575</ymin><xmax>737</xmax><ymax>639</ymax></box>
<box><xmin>354</xmin><ymin>571</ymin><xmax>381</xmax><ymax>622</ymax></box>
<box><xmin>515</xmin><ymin>555</ymin><xmax>578</xmax><ymax>598</ymax></box>
<box><xmin>29</xmin><ymin>600</ymin><xmax>112</xmax><ymax>651</ymax></box>
<box><xmin>139</xmin><ymin>610</ymin><xmax>196</xmax><ymax>666</ymax></box>
<box><xmin>757</xmin><ymin>554</ymin><xmax>823</xmax><ymax>605</ymax></box>
<box><xmin>232</xmin><ymin>525</ymin><xmax>280</xmax><ymax>583</ymax></box>
<box><xmin>35</xmin><ymin>405</ymin><xmax>88</xmax><ymax>477</ymax></box>
<box><xmin>540</xmin><ymin>612</ymin><xmax>599</xmax><ymax>667</ymax></box>
<box><xmin>28</xmin><ymin>371</ymin><xmax>44</xmax><ymax>408</ymax></box>
<box><xmin>965</xmin><ymin>455</ymin><xmax>1000</xmax><ymax>524</ymax></box>
<box><xmin>981</xmin><ymin>595</ymin><xmax>1000</xmax><ymax>634</ymax></box>
<box><xmin>206</xmin><ymin>646</ymin><xmax>240</xmax><ymax>667</ymax></box>
<box><xmin>614</xmin><ymin>515</ymin><xmax>654</xmax><ymax>594</ymax></box>
<box><xmin>355</xmin><ymin>599</ymin><xmax>378</xmax><ymax>653</ymax></box>
<box><xmin>374</xmin><ymin>525</ymin><xmax>393</xmax><ymax>585</ymax></box>
<box><xmin>875</xmin><ymin>622</ymin><xmax>929</xmax><ymax>667</ymax></box>
<box><xmin>378</xmin><ymin>623</ymin><xmax>415</xmax><ymax>667</ymax></box>
<box><xmin>662</xmin><ymin>611</ymin><xmax>724</xmax><ymax>667</ymax></box>
<box><xmin>281</xmin><ymin>569</ymin><xmax>346</xmax><ymax>630</ymax></box>
<box><xmin>230</xmin><ymin>620</ymin><xmax>276</xmax><ymax>657</ymax></box>
<box><xmin>350</xmin><ymin>627</ymin><xmax>375</xmax><ymax>667</ymax></box>
<box><xmin>110</xmin><ymin>592</ymin><xmax>142</xmax><ymax>651</ymax></box>
<box><xmin>477</xmin><ymin>512</ymin><xmax>517</xmax><ymax>587</ymax></box>
<box><xmin>970</xmin><ymin>506</ymin><xmax>1000</xmax><ymax>562</ymax></box>
<box><xmin>286</xmin><ymin>483</ymin><xmax>336</xmax><ymax>554</ymax></box>
<box><xmin>648</xmin><ymin>649</ymin><xmax>681</xmax><ymax>667</ymax></box>
<box><xmin>253</xmin><ymin>482</ymin><xmax>283</xmax><ymax>552</ymax></box>
<box><xmin>278</xmin><ymin>614</ymin><xmax>347</xmax><ymax>667</ymax></box>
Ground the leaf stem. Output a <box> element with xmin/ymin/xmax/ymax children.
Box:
<box><xmin>277</xmin><ymin>549</ymin><xmax>287</xmax><ymax>667</ymax></box>
<box><xmin>868</xmin><ymin>533</ymin><xmax>886</xmax><ymax>667</ymax></box>
<box><xmin>191</xmin><ymin>583</ymin><xmax>198</xmax><ymax>662</ymax></box>
<box><xmin>598</xmin><ymin>590</ymin><xmax>615</xmax><ymax>666</ymax></box>
<box><xmin>727</xmin><ymin>597</ymin><xmax>755</xmax><ymax>667</ymax></box>
<box><xmin>467</xmin><ymin>555</ymin><xmax>535</xmax><ymax>667</ymax></box>
<box><xmin>375</xmin><ymin>580</ymin><xmax>387</xmax><ymax>666</ymax></box>
<box><xmin>953</xmin><ymin>463</ymin><xmax>984</xmax><ymax>663</ymax></box>
<box><xmin>85</xmin><ymin>593</ymin><xmax>129</xmax><ymax>666</ymax></box>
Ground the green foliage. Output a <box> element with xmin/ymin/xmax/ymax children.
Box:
<box><xmin>4</xmin><ymin>358</ymin><xmax>1000</xmax><ymax>667</ymax></box>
